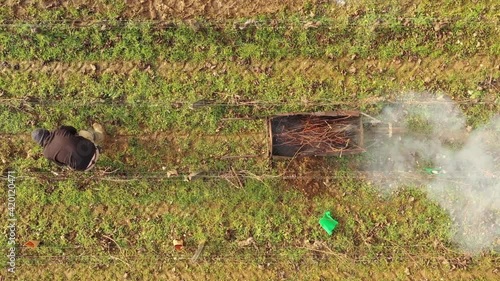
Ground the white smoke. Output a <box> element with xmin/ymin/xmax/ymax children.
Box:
<box><xmin>363</xmin><ymin>92</ymin><xmax>500</xmax><ymax>254</ymax></box>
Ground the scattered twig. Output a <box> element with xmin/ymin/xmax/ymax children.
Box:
<box><xmin>231</xmin><ymin>166</ymin><xmax>243</xmax><ymax>189</ymax></box>
<box><xmin>101</xmin><ymin>234</ymin><xmax>122</xmax><ymax>253</ymax></box>
<box><xmin>298</xmin><ymin>246</ymin><xmax>348</xmax><ymax>260</ymax></box>
<box><xmin>360</xmin><ymin>112</ymin><xmax>383</xmax><ymax>124</ymax></box>
<box><xmin>190</xmin><ymin>241</ymin><xmax>206</xmax><ymax>263</ymax></box>
<box><xmin>223</xmin><ymin>173</ymin><xmax>242</xmax><ymax>189</ymax></box>
<box><xmin>109</xmin><ymin>255</ymin><xmax>130</xmax><ymax>268</ymax></box>
<box><xmin>101</xmin><ymin>167</ymin><xmax>120</xmax><ymax>174</ymax></box>
<box><xmin>275</xmin><ymin>115</ymin><xmax>361</xmax><ymax>154</ymax></box>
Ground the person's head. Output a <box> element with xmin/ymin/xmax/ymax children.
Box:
<box><xmin>31</xmin><ymin>128</ymin><xmax>50</xmax><ymax>146</ymax></box>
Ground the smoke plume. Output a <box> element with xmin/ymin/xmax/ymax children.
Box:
<box><xmin>363</xmin><ymin>92</ymin><xmax>500</xmax><ymax>254</ymax></box>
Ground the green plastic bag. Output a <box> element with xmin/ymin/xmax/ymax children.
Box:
<box><xmin>424</xmin><ymin>167</ymin><xmax>441</xmax><ymax>175</ymax></box>
<box><xmin>319</xmin><ymin>211</ymin><xmax>338</xmax><ymax>235</ymax></box>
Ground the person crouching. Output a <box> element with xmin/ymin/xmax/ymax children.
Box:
<box><xmin>31</xmin><ymin>124</ymin><xmax>105</xmax><ymax>171</ymax></box>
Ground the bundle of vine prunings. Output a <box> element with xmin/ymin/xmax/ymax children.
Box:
<box><xmin>274</xmin><ymin>115</ymin><xmax>360</xmax><ymax>154</ymax></box>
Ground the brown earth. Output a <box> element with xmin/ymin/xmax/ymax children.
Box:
<box><xmin>121</xmin><ymin>0</ymin><xmax>309</xmax><ymax>20</ymax></box>
<box><xmin>279</xmin><ymin>157</ymin><xmax>333</xmax><ymax>198</ymax></box>
<box><xmin>5</xmin><ymin>0</ymin><xmax>315</xmax><ymax>20</ymax></box>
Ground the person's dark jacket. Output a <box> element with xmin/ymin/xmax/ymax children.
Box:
<box><xmin>39</xmin><ymin>126</ymin><xmax>97</xmax><ymax>171</ymax></box>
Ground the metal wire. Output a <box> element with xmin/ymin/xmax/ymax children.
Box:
<box><xmin>1</xmin><ymin>170</ymin><xmax>497</xmax><ymax>185</ymax></box>
<box><xmin>0</xmin><ymin>98</ymin><xmax>497</xmax><ymax>108</ymax></box>
<box><xmin>9</xmin><ymin>242</ymin><xmax>486</xmax><ymax>265</ymax></box>
<box><xmin>10</xmin><ymin>240</ymin><xmax>499</xmax><ymax>266</ymax></box>
<box><xmin>0</xmin><ymin>16</ymin><xmax>447</xmax><ymax>28</ymax></box>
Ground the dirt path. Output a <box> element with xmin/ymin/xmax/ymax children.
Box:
<box><xmin>122</xmin><ymin>0</ymin><xmax>309</xmax><ymax>20</ymax></box>
<box><xmin>6</xmin><ymin>0</ymin><xmax>312</xmax><ymax>20</ymax></box>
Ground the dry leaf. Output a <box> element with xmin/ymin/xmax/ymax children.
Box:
<box><xmin>303</xmin><ymin>21</ymin><xmax>321</xmax><ymax>29</ymax></box>
<box><xmin>173</xmin><ymin>239</ymin><xmax>184</xmax><ymax>251</ymax></box>
<box><xmin>24</xmin><ymin>240</ymin><xmax>40</xmax><ymax>249</ymax></box>
<box><xmin>185</xmin><ymin>171</ymin><xmax>201</xmax><ymax>181</ymax></box>
<box><xmin>237</xmin><ymin>237</ymin><xmax>255</xmax><ymax>247</ymax></box>
<box><xmin>166</xmin><ymin>169</ymin><xmax>178</xmax><ymax>178</ymax></box>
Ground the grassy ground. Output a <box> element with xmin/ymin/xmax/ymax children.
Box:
<box><xmin>1</xmin><ymin>0</ymin><xmax>499</xmax><ymax>280</ymax></box>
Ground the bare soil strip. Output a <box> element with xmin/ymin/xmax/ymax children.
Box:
<box><xmin>5</xmin><ymin>0</ymin><xmax>312</xmax><ymax>20</ymax></box>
